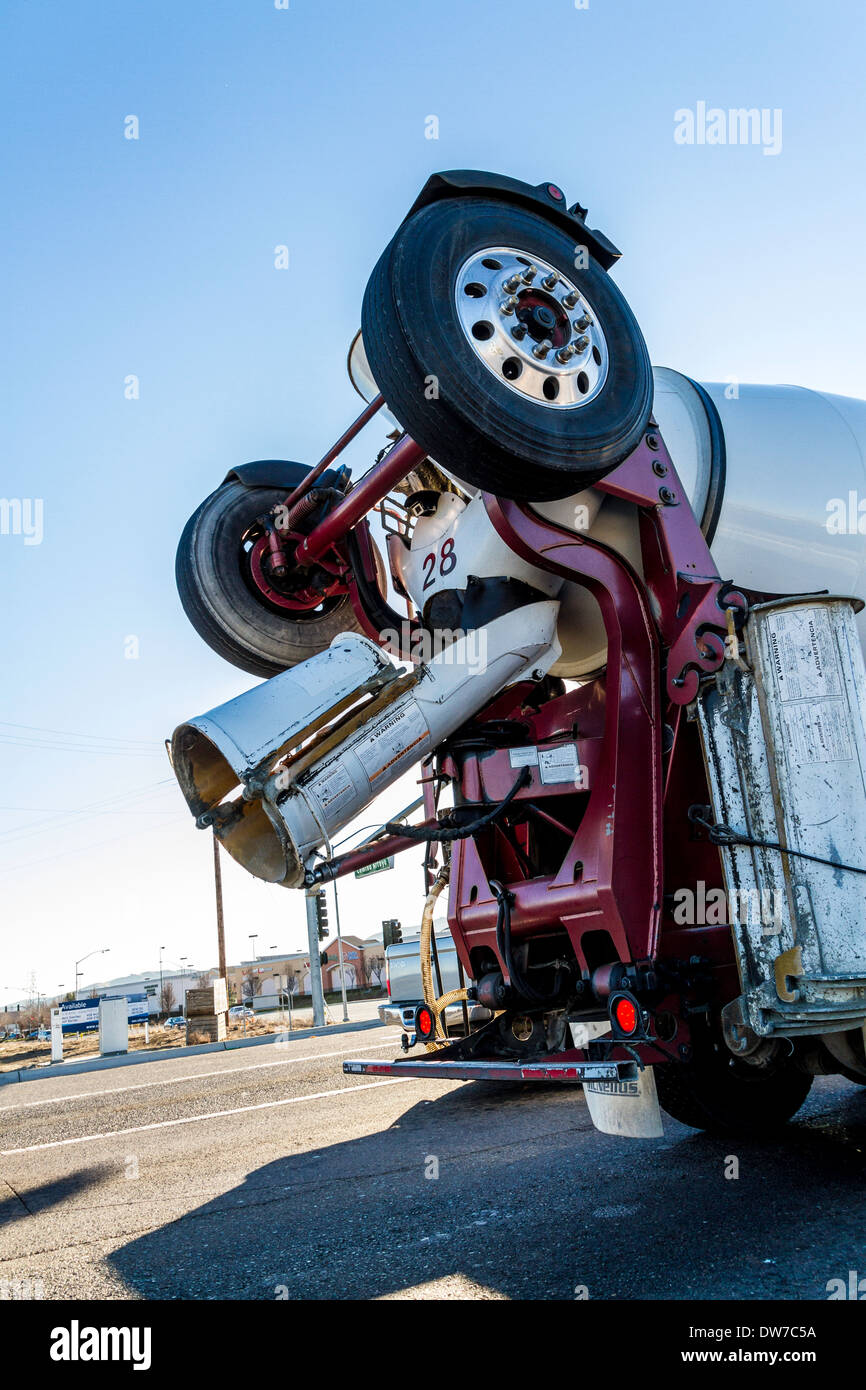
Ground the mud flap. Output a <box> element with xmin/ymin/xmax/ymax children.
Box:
<box><xmin>583</xmin><ymin>1066</ymin><xmax>664</xmax><ymax>1138</ymax></box>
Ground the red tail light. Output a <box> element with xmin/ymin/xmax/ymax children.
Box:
<box><xmin>613</xmin><ymin>995</ymin><xmax>639</xmax><ymax>1035</ymax></box>
<box><xmin>415</xmin><ymin>1004</ymin><xmax>435</xmax><ymax>1040</ymax></box>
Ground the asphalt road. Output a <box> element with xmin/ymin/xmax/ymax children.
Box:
<box><xmin>1</xmin><ymin>1027</ymin><xmax>865</xmax><ymax>1301</ymax></box>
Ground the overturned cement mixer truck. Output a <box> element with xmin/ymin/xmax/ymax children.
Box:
<box><xmin>169</xmin><ymin>171</ymin><xmax>866</xmax><ymax>1138</ymax></box>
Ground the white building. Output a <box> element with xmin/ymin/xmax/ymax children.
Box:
<box><xmin>77</xmin><ymin>968</ymin><xmax>216</xmax><ymax>1017</ymax></box>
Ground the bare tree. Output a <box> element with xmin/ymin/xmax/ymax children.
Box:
<box><xmin>196</xmin><ymin>970</ymin><xmax>213</xmax><ymax>988</ymax></box>
<box><xmin>160</xmin><ymin>982</ymin><xmax>176</xmax><ymax>1015</ymax></box>
<box><xmin>366</xmin><ymin>955</ymin><xmax>386</xmax><ymax>989</ymax></box>
<box><xmin>242</xmin><ymin>971</ymin><xmax>263</xmax><ymax>1001</ymax></box>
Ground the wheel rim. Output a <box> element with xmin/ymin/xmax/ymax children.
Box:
<box><xmin>242</xmin><ymin>525</ymin><xmax>347</xmax><ymax>617</ymax></box>
<box><xmin>454</xmin><ymin>246</ymin><xmax>609</xmax><ymax>409</ymax></box>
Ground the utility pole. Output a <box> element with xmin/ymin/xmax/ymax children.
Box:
<box><xmin>304</xmin><ymin>886</ymin><xmax>326</xmax><ymax>1027</ymax></box>
<box><xmin>213</xmin><ymin>830</ymin><xmax>228</xmax><ymax>1028</ymax></box>
<box><xmin>332</xmin><ymin>878</ymin><xmax>350</xmax><ymax>1022</ymax></box>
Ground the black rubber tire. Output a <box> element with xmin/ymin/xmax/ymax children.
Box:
<box><xmin>362</xmin><ymin>196</ymin><xmax>653</xmax><ymax>502</ymax></box>
<box><xmin>176</xmin><ymin>481</ymin><xmax>367</xmax><ymax>678</ymax></box>
<box><xmin>655</xmin><ymin>1044</ymin><xmax>813</xmax><ymax>1136</ymax></box>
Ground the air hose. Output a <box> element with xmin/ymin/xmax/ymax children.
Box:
<box><xmin>385</xmin><ymin>766</ymin><xmax>531</xmax><ymax>842</ymax></box>
<box><xmin>491</xmin><ymin>878</ymin><xmax>567</xmax><ymax>1004</ymax></box>
<box><xmin>419</xmin><ymin>865</ymin><xmax>471</xmax><ymax>1052</ymax></box>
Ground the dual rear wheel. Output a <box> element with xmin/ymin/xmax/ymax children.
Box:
<box><xmin>176</xmin><ymin>192</ymin><xmax>653</xmax><ymax>673</ymax></box>
<box><xmin>655</xmin><ymin>1040</ymin><xmax>813</xmax><ymax>1136</ymax></box>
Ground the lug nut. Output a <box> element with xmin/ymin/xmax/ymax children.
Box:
<box><xmin>532</xmin><ymin>338</ymin><xmax>553</xmax><ymax>359</ymax></box>
<box><xmin>573</xmin><ymin>335</ymin><xmax>589</xmax><ymax>352</ymax></box>
<box><xmin>556</xmin><ymin>345</ymin><xmax>576</xmax><ymax>363</ymax></box>
<box><xmin>511</xmin><ymin>322</ymin><xmax>528</xmax><ymax>340</ymax></box>
<box><xmin>503</xmin><ymin>273</ymin><xmax>522</xmax><ymax>294</ymax></box>
<box><xmin>574</xmin><ymin>313</ymin><xmax>592</xmax><ymax>331</ymax></box>
<box><xmin>521</xmin><ymin>264</ymin><xmax>538</xmax><ymax>283</ymax></box>
<box><xmin>500</xmin><ymin>296</ymin><xmax>519</xmax><ymax>316</ymax></box>
<box><xmin>562</xmin><ymin>290</ymin><xmax>579</xmax><ymax>309</ymax></box>
<box><xmin>542</xmin><ymin>271</ymin><xmax>559</xmax><ymax>291</ymax></box>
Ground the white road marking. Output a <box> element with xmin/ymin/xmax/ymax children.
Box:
<box><xmin>0</xmin><ymin>1037</ymin><xmax>403</xmax><ymax>1111</ymax></box>
<box><xmin>0</xmin><ymin>1078</ymin><xmax>426</xmax><ymax>1154</ymax></box>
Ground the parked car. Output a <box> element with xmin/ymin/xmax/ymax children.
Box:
<box><xmin>164</xmin><ymin>1015</ymin><xmax>186</xmax><ymax>1029</ymax></box>
<box><xmin>229</xmin><ymin>1005</ymin><xmax>254</xmax><ymax>1019</ymax></box>
<box><xmin>380</xmin><ymin>928</ymin><xmax>490</xmax><ymax>1037</ymax></box>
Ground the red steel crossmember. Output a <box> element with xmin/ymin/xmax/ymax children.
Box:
<box><xmin>444</xmin><ymin>425</ymin><xmax>743</xmax><ymax>990</ymax></box>
<box><xmin>296</xmin><ymin>421</ymin><xmax>742</xmax><ymax>1010</ymax></box>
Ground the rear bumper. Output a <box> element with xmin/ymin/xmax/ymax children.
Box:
<box><xmin>378</xmin><ymin>1003</ymin><xmax>414</xmax><ymax>1029</ymax></box>
<box><xmin>378</xmin><ymin>1001</ymin><xmax>491</xmax><ymax>1032</ymax></box>
<box><xmin>344</xmin><ymin>1056</ymin><xmax>637</xmax><ymax>1083</ymax></box>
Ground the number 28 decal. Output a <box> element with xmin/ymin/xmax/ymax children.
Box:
<box><xmin>422</xmin><ymin>537</ymin><xmax>457</xmax><ymax>589</ymax></box>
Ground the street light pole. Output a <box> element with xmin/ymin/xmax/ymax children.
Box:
<box><xmin>74</xmin><ymin>948</ymin><xmax>109</xmax><ymax>1000</ymax></box>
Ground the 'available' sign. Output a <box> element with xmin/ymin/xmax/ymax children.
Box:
<box><xmin>60</xmin><ymin>994</ymin><xmax>148</xmax><ymax>1034</ymax></box>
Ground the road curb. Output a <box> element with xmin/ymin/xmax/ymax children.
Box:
<box><xmin>0</xmin><ymin>1017</ymin><xmax>388</xmax><ymax>1087</ymax></box>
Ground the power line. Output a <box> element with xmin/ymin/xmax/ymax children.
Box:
<box><xmin>0</xmin><ymin>734</ymin><xmax>162</xmax><ymax>757</ymax></box>
<box><xmin>0</xmin><ymin>812</ymin><xmax>182</xmax><ymax>880</ymax></box>
<box><xmin>0</xmin><ymin>779</ymin><xmax>176</xmax><ymax>846</ymax></box>
<box><xmin>0</xmin><ymin>720</ymin><xmax>158</xmax><ymax>748</ymax></box>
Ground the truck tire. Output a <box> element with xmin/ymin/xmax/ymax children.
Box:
<box><xmin>655</xmin><ymin>1045</ymin><xmax>813</xmax><ymax>1136</ymax></box>
<box><xmin>361</xmin><ymin>196</ymin><xmax>653</xmax><ymax>501</ymax></box>
<box><xmin>176</xmin><ymin>480</ymin><xmax>368</xmax><ymax>678</ymax></box>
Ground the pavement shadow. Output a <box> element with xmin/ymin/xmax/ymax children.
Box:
<box><xmin>0</xmin><ymin>1166</ymin><xmax>109</xmax><ymax>1225</ymax></box>
<box><xmin>103</xmin><ymin>1076</ymin><xmax>866</xmax><ymax>1300</ymax></box>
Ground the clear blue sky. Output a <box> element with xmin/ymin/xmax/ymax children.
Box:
<box><xmin>1</xmin><ymin>0</ymin><xmax>864</xmax><ymax>1001</ymax></box>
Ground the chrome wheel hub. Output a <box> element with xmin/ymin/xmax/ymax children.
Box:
<box><xmin>454</xmin><ymin>246</ymin><xmax>608</xmax><ymax>409</ymax></box>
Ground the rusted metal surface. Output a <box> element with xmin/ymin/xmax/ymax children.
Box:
<box><xmin>697</xmin><ymin>596</ymin><xmax>866</xmax><ymax>1036</ymax></box>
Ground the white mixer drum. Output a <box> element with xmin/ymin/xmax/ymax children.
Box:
<box><xmin>540</xmin><ymin>368</ymin><xmax>866</xmax><ymax>678</ymax></box>
<box><xmin>349</xmin><ymin>334</ymin><xmax>866</xmax><ymax>677</ymax></box>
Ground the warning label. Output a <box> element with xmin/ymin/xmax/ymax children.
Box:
<box><xmin>765</xmin><ymin>607</ymin><xmax>842</xmax><ymax>703</ymax></box>
<box><xmin>353</xmin><ymin>701</ymin><xmax>430</xmax><ymax>783</ymax></box>
<box><xmin>307</xmin><ymin>761</ymin><xmax>356</xmax><ymax>816</ymax></box>
<box><xmin>764</xmin><ymin>607</ymin><xmax>853</xmax><ymax>763</ymax></box>
<box><xmin>780</xmin><ymin>699</ymin><xmax>854</xmax><ymax>764</ymax></box>
<box><xmin>539</xmin><ymin>744</ymin><xmax>584</xmax><ymax>787</ymax></box>
<box><xmin>509</xmin><ymin>746</ymin><xmax>539</xmax><ymax>768</ymax></box>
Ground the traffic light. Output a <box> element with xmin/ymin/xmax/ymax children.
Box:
<box><xmin>315</xmin><ymin>889</ymin><xmax>329</xmax><ymax>941</ymax></box>
<box><xmin>383</xmin><ymin>919</ymin><xmax>402</xmax><ymax>948</ymax></box>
